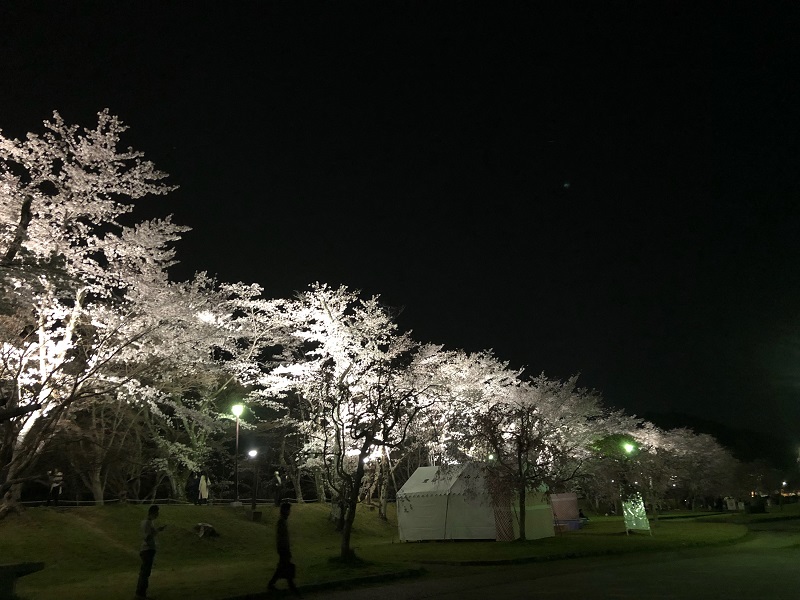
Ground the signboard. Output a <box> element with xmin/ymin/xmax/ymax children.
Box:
<box><xmin>622</xmin><ymin>493</ymin><xmax>651</xmax><ymax>534</ymax></box>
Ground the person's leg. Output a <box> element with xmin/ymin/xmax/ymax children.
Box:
<box><xmin>287</xmin><ymin>559</ymin><xmax>299</xmax><ymax>594</ymax></box>
<box><xmin>136</xmin><ymin>550</ymin><xmax>155</xmax><ymax>597</ymax></box>
<box><xmin>269</xmin><ymin>555</ymin><xmax>292</xmax><ymax>590</ymax></box>
<box><xmin>267</xmin><ymin>562</ymin><xmax>281</xmax><ymax>589</ymax></box>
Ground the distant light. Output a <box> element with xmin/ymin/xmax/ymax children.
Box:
<box><xmin>783</xmin><ymin>481</ymin><xmax>787</xmax><ymax>487</ymax></box>
<box><xmin>488</xmin><ymin>453</ymin><xmax>495</xmax><ymax>461</ymax></box>
<box><xmin>623</xmin><ymin>443</ymin><xmax>635</xmax><ymax>454</ymax></box>
<box><xmin>232</xmin><ymin>404</ymin><xmax>244</xmax><ymax>417</ymax></box>
<box><xmin>248</xmin><ymin>450</ymin><xmax>258</xmax><ymax>458</ymax></box>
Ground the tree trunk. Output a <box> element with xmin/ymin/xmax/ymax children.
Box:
<box><xmin>293</xmin><ymin>474</ymin><xmax>304</xmax><ymax>503</ymax></box>
<box><xmin>516</xmin><ymin>440</ymin><xmax>526</xmax><ymax>541</ymax></box>
<box><xmin>329</xmin><ymin>496</ymin><xmax>343</xmax><ymax>530</ymax></box>
<box><xmin>0</xmin><ymin>486</ymin><xmax>22</xmax><ymax>519</ymax></box>
<box><xmin>378</xmin><ymin>451</ymin><xmax>389</xmax><ymax>521</ymax></box>
<box><xmin>166</xmin><ymin>469</ymin><xmax>186</xmax><ymax>502</ymax></box>
<box><xmin>365</xmin><ymin>462</ymin><xmax>380</xmax><ymax>505</ymax></box>
<box><xmin>90</xmin><ymin>470</ymin><xmax>105</xmax><ymax>505</ymax></box>
<box><xmin>340</xmin><ymin>450</ymin><xmax>367</xmax><ymax>560</ymax></box>
<box><xmin>278</xmin><ymin>440</ymin><xmax>304</xmax><ymax>503</ymax></box>
<box><xmin>146</xmin><ymin>474</ymin><xmax>166</xmax><ymax>502</ymax></box>
<box><xmin>314</xmin><ymin>469</ymin><xmax>326</xmax><ymax>503</ymax></box>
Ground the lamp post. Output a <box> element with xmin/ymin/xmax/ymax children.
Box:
<box><xmin>231</xmin><ymin>404</ymin><xmax>244</xmax><ymax>506</ymax></box>
<box><xmin>248</xmin><ymin>449</ymin><xmax>259</xmax><ymax>512</ymax></box>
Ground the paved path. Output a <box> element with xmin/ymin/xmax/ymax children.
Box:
<box><xmin>304</xmin><ymin>521</ymin><xmax>800</xmax><ymax>600</ymax></box>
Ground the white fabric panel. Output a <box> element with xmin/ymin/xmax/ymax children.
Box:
<box><xmin>511</xmin><ymin>503</ymin><xmax>556</xmax><ymax>540</ymax></box>
<box><xmin>443</xmin><ymin>493</ymin><xmax>496</xmax><ymax>539</ymax></box>
<box><xmin>397</xmin><ymin>494</ymin><xmax>449</xmax><ymax>541</ymax></box>
<box><xmin>448</xmin><ymin>463</ymin><xmax>485</xmax><ymax>495</ymax></box>
<box><xmin>398</xmin><ymin>465</ymin><xmax>456</xmax><ymax>495</ymax></box>
<box><xmin>396</xmin><ymin>464</ymin><xmax>498</xmax><ymax>541</ymax></box>
<box><xmin>550</xmin><ymin>492</ymin><xmax>579</xmax><ymax>521</ymax></box>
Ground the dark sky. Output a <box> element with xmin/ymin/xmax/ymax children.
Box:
<box><xmin>3</xmin><ymin>3</ymin><xmax>800</xmax><ymax>441</ymax></box>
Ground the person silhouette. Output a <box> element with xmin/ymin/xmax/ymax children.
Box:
<box><xmin>187</xmin><ymin>472</ymin><xmax>200</xmax><ymax>505</ymax></box>
<box><xmin>46</xmin><ymin>469</ymin><xmax>63</xmax><ymax>506</ymax></box>
<box><xmin>271</xmin><ymin>471</ymin><xmax>283</xmax><ymax>507</ymax></box>
<box><xmin>136</xmin><ymin>504</ymin><xmax>166</xmax><ymax>600</ymax></box>
<box><xmin>267</xmin><ymin>502</ymin><xmax>298</xmax><ymax>595</ymax></box>
<box><xmin>198</xmin><ymin>471</ymin><xmax>210</xmax><ymax>505</ymax></box>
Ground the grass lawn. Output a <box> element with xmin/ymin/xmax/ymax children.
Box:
<box><xmin>0</xmin><ymin>502</ymin><xmax>752</xmax><ymax>600</ymax></box>
<box><xmin>367</xmin><ymin>515</ymin><xmax>748</xmax><ymax>565</ymax></box>
<box><xmin>695</xmin><ymin>501</ymin><xmax>800</xmax><ymax>524</ymax></box>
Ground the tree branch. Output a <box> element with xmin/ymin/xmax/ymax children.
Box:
<box><xmin>0</xmin><ymin>403</ymin><xmax>42</xmax><ymax>423</ymax></box>
<box><xmin>1</xmin><ymin>195</ymin><xmax>33</xmax><ymax>266</ymax></box>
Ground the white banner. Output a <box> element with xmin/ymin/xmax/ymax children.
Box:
<box><xmin>622</xmin><ymin>493</ymin><xmax>650</xmax><ymax>533</ymax></box>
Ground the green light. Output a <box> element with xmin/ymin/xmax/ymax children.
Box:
<box><xmin>623</xmin><ymin>443</ymin><xmax>635</xmax><ymax>454</ymax></box>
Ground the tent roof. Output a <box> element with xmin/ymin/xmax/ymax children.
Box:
<box><xmin>397</xmin><ymin>463</ymin><xmax>488</xmax><ymax>497</ymax></box>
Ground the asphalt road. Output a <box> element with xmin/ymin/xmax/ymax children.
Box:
<box><xmin>303</xmin><ymin>521</ymin><xmax>800</xmax><ymax>600</ymax></box>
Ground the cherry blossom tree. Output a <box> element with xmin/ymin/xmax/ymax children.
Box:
<box><xmin>262</xmin><ymin>284</ymin><xmax>445</xmax><ymax>559</ymax></box>
<box><xmin>461</xmin><ymin>373</ymin><xmax>616</xmax><ymax>539</ymax></box>
<box><xmin>412</xmin><ymin>349</ymin><xmax>522</xmax><ymax>466</ymax></box>
<box><xmin>0</xmin><ymin>110</ymin><xmax>194</xmax><ymax>512</ymax></box>
<box><xmin>671</xmin><ymin>430</ymin><xmax>737</xmax><ymax>509</ymax></box>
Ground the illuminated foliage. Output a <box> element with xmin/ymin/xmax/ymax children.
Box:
<box><xmin>0</xmin><ymin>110</ymin><xmax>745</xmax><ymax>530</ymax></box>
<box><xmin>0</xmin><ymin>112</ymin><xmax>218</xmax><ymax>509</ymax></box>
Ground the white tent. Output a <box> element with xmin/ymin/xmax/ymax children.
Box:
<box><xmin>550</xmin><ymin>492</ymin><xmax>580</xmax><ymax>531</ymax></box>
<box><xmin>396</xmin><ymin>463</ymin><xmax>498</xmax><ymax>541</ymax></box>
<box><xmin>511</xmin><ymin>491</ymin><xmax>557</xmax><ymax>541</ymax></box>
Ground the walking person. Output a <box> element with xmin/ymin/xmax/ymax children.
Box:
<box><xmin>267</xmin><ymin>502</ymin><xmax>298</xmax><ymax>595</ymax></box>
<box><xmin>198</xmin><ymin>471</ymin><xmax>210</xmax><ymax>505</ymax></box>
<box><xmin>46</xmin><ymin>469</ymin><xmax>63</xmax><ymax>507</ymax></box>
<box><xmin>272</xmin><ymin>470</ymin><xmax>282</xmax><ymax>507</ymax></box>
<box><xmin>187</xmin><ymin>472</ymin><xmax>200</xmax><ymax>505</ymax></box>
<box><xmin>136</xmin><ymin>504</ymin><xmax>166</xmax><ymax>600</ymax></box>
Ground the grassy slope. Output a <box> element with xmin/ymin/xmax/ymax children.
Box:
<box><xmin>3</xmin><ymin>502</ymin><xmax>402</xmax><ymax>600</ymax></box>
<box><xmin>0</xmin><ymin>502</ymin><xmax>756</xmax><ymax>600</ymax></box>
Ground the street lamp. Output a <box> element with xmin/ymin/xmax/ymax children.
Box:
<box><xmin>231</xmin><ymin>404</ymin><xmax>244</xmax><ymax>506</ymax></box>
<box><xmin>248</xmin><ymin>449</ymin><xmax>259</xmax><ymax>512</ymax></box>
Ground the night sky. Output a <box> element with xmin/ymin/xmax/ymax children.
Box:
<box><xmin>3</xmin><ymin>4</ymin><xmax>800</xmax><ymax>445</ymax></box>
